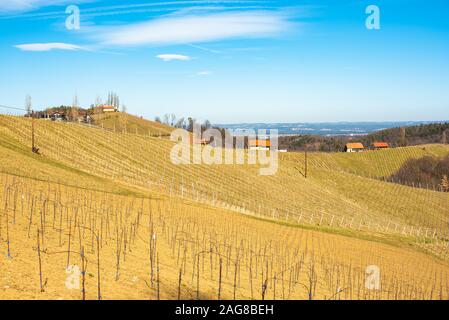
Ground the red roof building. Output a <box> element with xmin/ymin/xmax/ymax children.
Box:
<box><xmin>372</xmin><ymin>142</ymin><xmax>389</xmax><ymax>149</ymax></box>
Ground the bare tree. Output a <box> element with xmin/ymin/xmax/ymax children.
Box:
<box><xmin>175</xmin><ymin>117</ymin><xmax>186</xmax><ymax>129</ymax></box>
<box><xmin>187</xmin><ymin>117</ymin><xmax>196</xmax><ymax>132</ymax></box>
<box><xmin>71</xmin><ymin>94</ymin><xmax>79</xmax><ymax>121</ymax></box>
<box><xmin>400</xmin><ymin>127</ymin><xmax>407</xmax><ymax>146</ymax></box>
<box><xmin>203</xmin><ymin>120</ymin><xmax>211</xmax><ymax>130</ymax></box>
<box><xmin>25</xmin><ymin>95</ymin><xmax>32</xmax><ymax>116</ymax></box>
<box><xmin>163</xmin><ymin>114</ymin><xmax>170</xmax><ymax>125</ymax></box>
<box><xmin>73</xmin><ymin>94</ymin><xmax>79</xmax><ymax>108</ymax></box>
<box><xmin>106</xmin><ymin>91</ymin><xmax>120</xmax><ymax>110</ymax></box>
<box><xmin>170</xmin><ymin>114</ymin><xmax>177</xmax><ymax>126</ymax></box>
<box><xmin>442</xmin><ymin>130</ymin><xmax>447</xmax><ymax>145</ymax></box>
<box><xmin>95</xmin><ymin>96</ymin><xmax>102</xmax><ymax>107</ymax></box>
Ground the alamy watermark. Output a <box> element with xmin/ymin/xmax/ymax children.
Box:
<box><xmin>65</xmin><ymin>5</ymin><xmax>80</xmax><ymax>30</ymax></box>
<box><xmin>65</xmin><ymin>265</ymin><xmax>80</xmax><ymax>290</ymax></box>
<box><xmin>170</xmin><ymin>124</ymin><xmax>279</xmax><ymax>176</ymax></box>
<box><xmin>365</xmin><ymin>265</ymin><xmax>381</xmax><ymax>290</ymax></box>
<box><xmin>366</xmin><ymin>5</ymin><xmax>381</xmax><ymax>30</ymax></box>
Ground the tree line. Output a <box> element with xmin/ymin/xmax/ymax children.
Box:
<box><xmin>388</xmin><ymin>154</ymin><xmax>449</xmax><ymax>192</ymax></box>
<box><xmin>279</xmin><ymin>123</ymin><xmax>449</xmax><ymax>152</ymax></box>
<box><xmin>155</xmin><ymin>114</ymin><xmax>212</xmax><ymax>132</ymax></box>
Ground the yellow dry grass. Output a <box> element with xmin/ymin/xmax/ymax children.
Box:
<box><xmin>1</xmin><ymin>115</ymin><xmax>449</xmax><ymax>300</ymax></box>
<box><xmin>1</xmin><ymin>174</ymin><xmax>448</xmax><ymax>300</ymax></box>
<box><xmin>91</xmin><ymin>112</ymin><xmax>173</xmax><ymax>137</ymax></box>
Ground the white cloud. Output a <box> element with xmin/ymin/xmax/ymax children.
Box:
<box><xmin>96</xmin><ymin>11</ymin><xmax>290</xmax><ymax>47</ymax></box>
<box><xmin>0</xmin><ymin>0</ymin><xmax>94</xmax><ymax>13</ymax></box>
<box><xmin>197</xmin><ymin>70</ymin><xmax>211</xmax><ymax>76</ymax></box>
<box><xmin>156</xmin><ymin>54</ymin><xmax>191</xmax><ymax>62</ymax></box>
<box><xmin>0</xmin><ymin>1</ymin><xmax>267</xmax><ymax>19</ymax></box>
<box><xmin>15</xmin><ymin>42</ymin><xmax>85</xmax><ymax>51</ymax></box>
<box><xmin>0</xmin><ymin>0</ymin><xmax>50</xmax><ymax>12</ymax></box>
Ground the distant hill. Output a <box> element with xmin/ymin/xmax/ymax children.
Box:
<box><xmin>362</xmin><ymin>122</ymin><xmax>449</xmax><ymax>147</ymax></box>
<box><xmin>91</xmin><ymin>112</ymin><xmax>174</xmax><ymax>137</ymax></box>
<box><xmin>280</xmin><ymin>122</ymin><xmax>449</xmax><ymax>152</ymax></box>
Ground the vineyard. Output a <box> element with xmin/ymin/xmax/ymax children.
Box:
<box><xmin>90</xmin><ymin>112</ymin><xmax>173</xmax><ymax>137</ymax></box>
<box><xmin>1</xmin><ymin>114</ymin><xmax>449</xmax><ymax>300</ymax></box>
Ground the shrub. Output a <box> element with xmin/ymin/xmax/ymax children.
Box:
<box><xmin>389</xmin><ymin>155</ymin><xmax>449</xmax><ymax>190</ymax></box>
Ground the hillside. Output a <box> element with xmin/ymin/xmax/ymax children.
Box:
<box><xmin>389</xmin><ymin>155</ymin><xmax>449</xmax><ymax>190</ymax></box>
<box><xmin>280</xmin><ymin>122</ymin><xmax>449</xmax><ymax>152</ymax></box>
<box><xmin>365</xmin><ymin>122</ymin><xmax>449</xmax><ymax>147</ymax></box>
<box><xmin>91</xmin><ymin>112</ymin><xmax>174</xmax><ymax>137</ymax></box>
<box><xmin>1</xmin><ymin>114</ymin><xmax>449</xmax><ymax>300</ymax></box>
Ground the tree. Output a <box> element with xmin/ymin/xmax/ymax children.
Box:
<box><xmin>73</xmin><ymin>94</ymin><xmax>79</xmax><ymax>108</ymax></box>
<box><xmin>175</xmin><ymin>117</ymin><xmax>186</xmax><ymax>129</ymax></box>
<box><xmin>400</xmin><ymin>127</ymin><xmax>407</xmax><ymax>146</ymax></box>
<box><xmin>95</xmin><ymin>96</ymin><xmax>102</xmax><ymax>107</ymax></box>
<box><xmin>187</xmin><ymin>117</ymin><xmax>196</xmax><ymax>132</ymax></box>
<box><xmin>120</xmin><ymin>106</ymin><xmax>128</xmax><ymax>132</ymax></box>
<box><xmin>25</xmin><ymin>95</ymin><xmax>32</xmax><ymax>116</ymax></box>
<box><xmin>106</xmin><ymin>91</ymin><xmax>120</xmax><ymax>110</ymax></box>
<box><xmin>169</xmin><ymin>114</ymin><xmax>177</xmax><ymax>127</ymax></box>
<box><xmin>442</xmin><ymin>130</ymin><xmax>447</xmax><ymax>144</ymax></box>
<box><xmin>155</xmin><ymin>116</ymin><xmax>162</xmax><ymax>123</ymax></box>
<box><xmin>71</xmin><ymin>94</ymin><xmax>79</xmax><ymax>121</ymax></box>
<box><xmin>203</xmin><ymin>120</ymin><xmax>211</xmax><ymax>130</ymax></box>
<box><xmin>163</xmin><ymin>114</ymin><xmax>170</xmax><ymax>125</ymax></box>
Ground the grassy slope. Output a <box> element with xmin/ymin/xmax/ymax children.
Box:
<box><xmin>1</xmin><ymin>173</ymin><xmax>448</xmax><ymax>300</ymax></box>
<box><xmin>1</xmin><ymin>115</ymin><xmax>449</xmax><ymax>299</ymax></box>
<box><xmin>91</xmin><ymin>112</ymin><xmax>173</xmax><ymax>137</ymax></box>
<box><xmin>1</xmin><ymin>115</ymin><xmax>448</xmax><ymax>237</ymax></box>
<box><xmin>328</xmin><ymin>144</ymin><xmax>449</xmax><ymax>178</ymax></box>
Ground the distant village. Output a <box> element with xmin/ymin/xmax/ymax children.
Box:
<box><xmin>29</xmin><ymin>107</ymin><xmax>390</xmax><ymax>154</ymax></box>
<box><xmin>344</xmin><ymin>142</ymin><xmax>389</xmax><ymax>152</ymax></box>
<box><xmin>32</xmin><ymin>92</ymin><xmax>121</xmax><ymax>124</ymax></box>
<box><xmin>24</xmin><ymin>91</ymin><xmax>394</xmax><ymax>154</ymax></box>
<box><xmin>247</xmin><ymin>139</ymin><xmax>389</xmax><ymax>153</ymax></box>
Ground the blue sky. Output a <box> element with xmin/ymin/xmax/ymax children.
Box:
<box><xmin>0</xmin><ymin>0</ymin><xmax>448</xmax><ymax>123</ymax></box>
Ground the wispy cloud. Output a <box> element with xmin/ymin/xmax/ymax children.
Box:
<box><xmin>94</xmin><ymin>10</ymin><xmax>291</xmax><ymax>47</ymax></box>
<box><xmin>0</xmin><ymin>1</ymin><xmax>267</xmax><ymax>19</ymax></box>
<box><xmin>156</xmin><ymin>54</ymin><xmax>191</xmax><ymax>61</ymax></box>
<box><xmin>197</xmin><ymin>70</ymin><xmax>212</xmax><ymax>76</ymax></box>
<box><xmin>0</xmin><ymin>0</ymin><xmax>94</xmax><ymax>14</ymax></box>
<box><xmin>187</xmin><ymin>43</ymin><xmax>222</xmax><ymax>54</ymax></box>
<box><xmin>15</xmin><ymin>42</ymin><xmax>86</xmax><ymax>51</ymax></box>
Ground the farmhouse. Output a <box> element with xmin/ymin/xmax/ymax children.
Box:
<box><xmin>344</xmin><ymin>143</ymin><xmax>364</xmax><ymax>153</ymax></box>
<box><xmin>101</xmin><ymin>105</ymin><xmax>118</xmax><ymax>113</ymax></box>
<box><xmin>74</xmin><ymin>110</ymin><xmax>92</xmax><ymax>123</ymax></box>
<box><xmin>249</xmin><ymin>139</ymin><xmax>270</xmax><ymax>151</ymax></box>
<box><xmin>372</xmin><ymin>142</ymin><xmax>389</xmax><ymax>149</ymax></box>
<box><xmin>49</xmin><ymin>111</ymin><xmax>66</xmax><ymax>121</ymax></box>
